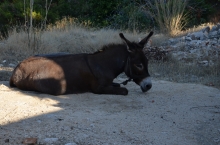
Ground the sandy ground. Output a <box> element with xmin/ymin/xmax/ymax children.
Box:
<box><xmin>0</xmin><ymin>79</ymin><xmax>220</xmax><ymax>145</ymax></box>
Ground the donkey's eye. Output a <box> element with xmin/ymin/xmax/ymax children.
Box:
<box><xmin>134</xmin><ymin>63</ymin><xmax>143</xmax><ymax>70</ymax></box>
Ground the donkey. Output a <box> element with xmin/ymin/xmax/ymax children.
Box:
<box><xmin>10</xmin><ymin>32</ymin><xmax>153</xmax><ymax>95</ymax></box>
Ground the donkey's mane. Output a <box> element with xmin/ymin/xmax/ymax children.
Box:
<box><xmin>92</xmin><ymin>43</ymin><xmax>124</xmax><ymax>54</ymax></box>
<box><xmin>92</xmin><ymin>41</ymin><xmax>141</xmax><ymax>54</ymax></box>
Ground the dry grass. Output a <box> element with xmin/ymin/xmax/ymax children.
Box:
<box><xmin>145</xmin><ymin>0</ymin><xmax>188</xmax><ymax>36</ymax></box>
<box><xmin>175</xmin><ymin>22</ymin><xmax>216</xmax><ymax>37</ymax></box>
<box><xmin>0</xmin><ymin>24</ymin><xmax>150</xmax><ymax>61</ymax></box>
<box><xmin>149</xmin><ymin>57</ymin><xmax>220</xmax><ymax>88</ymax></box>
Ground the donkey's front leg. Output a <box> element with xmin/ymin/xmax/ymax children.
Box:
<box><xmin>112</xmin><ymin>82</ymin><xmax>120</xmax><ymax>87</ymax></box>
<box><xmin>93</xmin><ymin>85</ymin><xmax>128</xmax><ymax>95</ymax></box>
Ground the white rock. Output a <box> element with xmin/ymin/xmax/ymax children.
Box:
<box><xmin>198</xmin><ymin>60</ymin><xmax>209</xmax><ymax>66</ymax></box>
<box><xmin>185</xmin><ymin>37</ymin><xmax>192</xmax><ymax>41</ymax></box>
<box><xmin>187</xmin><ymin>32</ymin><xmax>191</xmax><ymax>36</ymax></box>
<box><xmin>2</xmin><ymin>60</ymin><xmax>6</xmax><ymax>63</ymax></box>
<box><xmin>190</xmin><ymin>34</ymin><xmax>196</xmax><ymax>40</ymax></box>
<box><xmin>209</xmin><ymin>31</ymin><xmax>218</xmax><ymax>36</ymax></box>
<box><xmin>189</xmin><ymin>40</ymin><xmax>199</xmax><ymax>45</ymax></box>
<box><xmin>202</xmin><ymin>26</ymin><xmax>210</xmax><ymax>33</ymax></box>
<box><xmin>191</xmin><ymin>31</ymin><xmax>206</xmax><ymax>40</ymax></box>
<box><xmin>196</xmin><ymin>40</ymin><xmax>202</xmax><ymax>45</ymax></box>
<box><xmin>218</xmin><ymin>29</ymin><xmax>220</xmax><ymax>35</ymax></box>
<box><xmin>9</xmin><ymin>63</ymin><xmax>16</xmax><ymax>67</ymax></box>
<box><xmin>204</xmin><ymin>31</ymin><xmax>209</xmax><ymax>38</ymax></box>
<box><xmin>168</xmin><ymin>38</ymin><xmax>175</xmax><ymax>44</ymax></box>
<box><xmin>211</xmin><ymin>25</ymin><xmax>218</xmax><ymax>32</ymax></box>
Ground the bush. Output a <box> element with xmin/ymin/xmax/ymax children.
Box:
<box><xmin>0</xmin><ymin>1</ymin><xmax>24</xmax><ymax>38</ymax></box>
<box><xmin>144</xmin><ymin>0</ymin><xmax>188</xmax><ymax>36</ymax></box>
<box><xmin>108</xmin><ymin>0</ymin><xmax>153</xmax><ymax>32</ymax></box>
<box><xmin>186</xmin><ymin>0</ymin><xmax>218</xmax><ymax>26</ymax></box>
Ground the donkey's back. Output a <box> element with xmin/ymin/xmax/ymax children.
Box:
<box><xmin>10</xmin><ymin>54</ymin><xmax>95</xmax><ymax>95</ymax></box>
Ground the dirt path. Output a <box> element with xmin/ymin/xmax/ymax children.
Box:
<box><xmin>0</xmin><ymin>79</ymin><xmax>220</xmax><ymax>145</ymax></box>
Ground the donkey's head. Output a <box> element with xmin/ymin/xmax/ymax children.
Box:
<box><xmin>119</xmin><ymin>31</ymin><xmax>153</xmax><ymax>92</ymax></box>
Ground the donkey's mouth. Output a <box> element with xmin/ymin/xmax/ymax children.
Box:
<box><xmin>140</xmin><ymin>77</ymin><xmax>152</xmax><ymax>92</ymax></box>
<box><xmin>141</xmin><ymin>84</ymin><xmax>152</xmax><ymax>92</ymax></box>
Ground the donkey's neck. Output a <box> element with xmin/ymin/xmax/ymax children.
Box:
<box><xmin>88</xmin><ymin>44</ymin><xmax>128</xmax><ymax>78</ymax></box>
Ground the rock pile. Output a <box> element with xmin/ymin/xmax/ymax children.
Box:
<box><xmin>144</xmin><ymin>46</ymin><xmax>171</xmax><ymax>61</ymax></box>
<box><xmin>163</xmin><ymin>24</ymin><xmax>220</xmax><ymax>66</ymax></box>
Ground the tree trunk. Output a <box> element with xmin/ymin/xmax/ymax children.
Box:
<box><xmin>30</xmin><ymin>0</ymin><xmax>34</xmax><ymax>33</ymax></box>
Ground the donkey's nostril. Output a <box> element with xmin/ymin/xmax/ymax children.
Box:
<box><xmin>145</xmin><ymin>84</ymin><xmax>152</xmax><ymax>90</ymax></box>
<box><xmin>140</xmin><ymin>77</ymin><xmax>152</xmax><ymax>92</ymax></box>
<box><xmin>141</xmin><ymin>83</ymin><xmax>152</xmax><ymax>92</ymax></box>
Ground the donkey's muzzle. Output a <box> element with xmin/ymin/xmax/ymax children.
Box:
<box><xmin>140</xmin><ymin>77</ymin><xmax>152</xmax><ymax>92</ymax></box>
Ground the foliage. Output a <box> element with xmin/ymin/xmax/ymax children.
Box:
<box><xmin>82</xmin><ymin>0</ymin><xmax>120</xmax><ymax>27</ymax></box>
<box><xmin>144</xmin><ymin>0</ymin><xmax>189</xmax><ymax>36</ymax></box>
<box><xmin>0</xmin><ymin>0</ymin><xmax>23</xmax><ymax>37</ymax></box>
<box><xmin>186</xmin><ymin>0</ymin><xmax>218</xmax><ymax>26</ymax></box>
<box><xmin>0</xmin><ymin>0</ymin><xmax>219</xmax><ymax>38</ymax></box>
<box><xmin>108</xmin><ymin>0</ymin><xmax>153</xmax><ymax>32</ymax></box>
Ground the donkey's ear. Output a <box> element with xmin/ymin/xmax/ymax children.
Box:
<box><xmin>119</xmin><ymin>33</ymin><xmax>133</xmax><ymax>52</ymax></box>
<box><xmin>139</xmin><ymin>31</ymin><xmax>153</xmax><ymax>47</ymax></box>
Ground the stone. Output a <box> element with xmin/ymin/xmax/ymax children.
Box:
<box><xmin>209</xmin><ymin>31</ymin><xmax>218</xmax><ymax>37</ymax></box>
<box><xmin>218</xmin><ymin>29</ymin><xmax>220</xmax><ymax>35</ymax></box>
<box><xmin>217</xmin><ymin>24</ymin><xmax>220</xmax><ymax>30</ymax></box>
<box><xmin>185</xmin><ymin>36</ymin><xmax>192</xmax><ymax>41</ymax></box>
<box><xmin>191</xmin><ymin>31</ymin><xmax>207</xmax><ymax>40</ymax></box>
<box><xmin>198</xmin><ymin>60</ymin><xmax>209</xmax><ymax>66</ymax></box>
<box><xmin>210</xmin><ymin>25</ymin><xmax>219</xmax><ymax>32</ymax></box>
<box><xmin>204</xmin><ymin>31</ymin><xmax>209</xmax><ymax>38</ymax></box>
<box><xmin>202</xmin><ymin>26</ymin><xmax>210</xmax><ymax>33</ymax></box>
<box><xmin>189</xmin><ymin>40</ymin><xmax>199</xmax><ymax>45</ymax></box>
<box><xmin>168</xmin><ymin>38</ymin><xmax>175</xmax><ymax>44</ymax></box>
<box><xmin>190</xmin><ymin>34</ymin><xmax>196</xmax><ymax>40</ymax></box>
<box><xmin>9</xmin><ymin>63</ymin><xmax>16</xmax><ymax>67</ymax></box>
<box><xmin>23</xmin><ymin>138</ymin><xmax>38</xmax><ymax>145</ymax></box>
<box><xmin>211</xmin><ymin>24</ymin><xmax>220</xmax><ymax>32</ymax></box>
<box><xmin>155</xmin><ymin>24</ymin><xmax>220</xmax><ymax>64</ymax></box>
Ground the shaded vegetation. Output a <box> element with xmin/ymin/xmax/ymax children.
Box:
<box><xmin>0</xmin><ymin>0</ymin><xmax>219</xmax><ymax>38</ymax></box>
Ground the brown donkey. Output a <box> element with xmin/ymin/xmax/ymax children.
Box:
<box><xmin>10</xmin><ymin>32</ymin><xmax>153</xmax><ymax>95</ymax></box>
